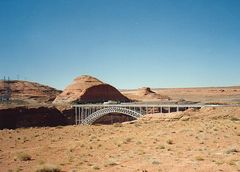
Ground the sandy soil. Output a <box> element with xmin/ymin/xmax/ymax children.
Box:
<box><xmin>0</xmin><ymin>107</ymin><xmax>239</xmax><ymax>172</ymax></box>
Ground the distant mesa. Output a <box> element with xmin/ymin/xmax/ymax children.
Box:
<box><xmin>53</xmin><ymin>75</ymin><xmax>130</xmax><ymax>104</ymax></box>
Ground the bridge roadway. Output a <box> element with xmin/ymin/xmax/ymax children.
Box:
<box><xmin>73</xmin><ymin>103</ymin><xmax>221</xmax><ymax>125</ymax></box>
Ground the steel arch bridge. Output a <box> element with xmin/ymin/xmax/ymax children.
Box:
<box><xmin>73</xmin><ymin>103</ymin><xmax>208</xmax><ymax>125</ymax></box>
<box><xmin>81</xmin><ymin>107</ymin><xmax>142</xmax><ymax>124</ymax></box>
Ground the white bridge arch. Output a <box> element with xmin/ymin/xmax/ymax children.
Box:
<box><xmin>82</xmin><ymin>107</ymin><xmax>142</xmax><ymax>124</ymax></box>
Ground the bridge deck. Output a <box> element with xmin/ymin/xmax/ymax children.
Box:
<box><xmin>72</xmin><ymin>104</ymin><xmax>208</xmax><ymax>108</ymax></box>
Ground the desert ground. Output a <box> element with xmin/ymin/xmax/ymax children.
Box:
<box><xmin>0</xmin><ymin>107</ymin><xmax>240</xmax><ymax>172</ymax></box>
<box><xmin>1</xmin><ymin>78</ymin><xmax>240</xmax><ymax>171</ymax></box>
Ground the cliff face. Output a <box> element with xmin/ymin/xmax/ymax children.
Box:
<box><xmin>0</xmin><ymin>106</ymin><xmax>70</xmax><ymax>129</ymax></box>
<box><xmin>53</xmin><ymin>75</ymin><xmax>130</xmax><ymax>104</ymax></box>
<box><xmin>0</xmin><ymin>80</ymin><xmax>61</xmax><ymax>104</ymax></box>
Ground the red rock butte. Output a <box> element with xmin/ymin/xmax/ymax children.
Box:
<box><xmin>137</xmin><ymin>87</ymin><xmax>170</xmax><ymax>100</ymax></box>
<box><xmin>122</xmin><ymin>87</ymin><xmax>170</xmax><ymax>101</ymax></box>
<box><xmin>0</xmin><ymin>80</ymin><xmax>61</xmax><ymax>104</ymax></box>
<box><xmin>53</xmin><ymin>75</ymin><xmax>130</xmax><ymax>104</ymax></box>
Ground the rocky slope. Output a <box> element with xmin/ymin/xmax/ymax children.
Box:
<box><xmin>0</xmin><ymin>106</ymin><xmax>66</xmax><ymax>129</ymax></box>
<box><xmin>0</xmin><ymin>80</ymin><xmax>61</xmax><ymax>105</ymax></box>
<box><xmin>53</xmin><ymin>75</ymin><xmax>130</xmax><ymax>104</ymax></box>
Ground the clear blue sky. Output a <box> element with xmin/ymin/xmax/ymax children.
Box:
<box><xmin>0</xmin><ymin>0</ymin><xmax>240</xmax><ymax>90</ymax></box>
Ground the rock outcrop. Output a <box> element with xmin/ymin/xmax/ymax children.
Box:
<box><xmin>122</xmin><ymin>87</ymin><xmax>170</xmax><ymax>101</ymax></box>
<box><xmin>0</xmin><ymin>106</ymin><xmax>67</xmax><ymax>129</ymax></box>
<box><xmin>138</xmin><ymin>87</ymin><xmax>170</xmax><ymax>99</ymax></box>
<box><xmin>0</xmin><ymin>80</ymin><xmax>61</xmax><ymax>104</ymax></box>
<box><xmin>53</xmin><ymin>75</ymin><xmax>130</xmax><ymax>104</ymax></box>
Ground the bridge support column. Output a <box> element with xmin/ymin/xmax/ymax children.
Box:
<box><xmin>80</xmin><ymin>107</ymin><xmax>83</xmax><ymax>124</ymax></box>
<box><xmin>77</xmin><ymin>107</ymin><xmax>82</xmax><ymax>124</ymax></box>
<box><xmin>140</xmin><ymin>107</ymin><xmax>143</xmax><ymax>115</ymax></box>
<box><xmin>85</xmin><ymin>108</ymin><xmax>87</xmax><ymax>118</ymax></box>
<box><xmin>79</xmin><ymin>107</ymin><xmax>81</xmax><ymax>124</ymax></box>
<box><xmin>89</xmin><ymin>107</ymin><xmax>92</xmax><ymax>115</ymax></box>
<box><xmin>82</xmin><ymin>108</ymin><xmax>84</xmax><ymax>123</ymax></box>
<box><xmin>87</xmin><ymin>108</ymin><xmax>89</xmax><ymax>117</ymax></box>
<box><xmin>75</xmin><ymin>107</ymin><xmax>77</xmax><ymax>125</ymax></box>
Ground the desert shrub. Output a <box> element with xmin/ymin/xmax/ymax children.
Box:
<box><xmin>55</xmin><ymin>126</ymin><xmax>63</xmax><ymax>129</ymax></box>
<box><xmin>225</xmin><ymin>148</ymin><xmax>238</xmax><ymax>154</ymax></box>
<box><xmin>126</xmin><ymin>138</ymin><xmax>132</xmax><ymax>142</ymax></box>
<box><xmin>92</xmin><ymin>166</ymin><xmax>100</xmax><ymax>170</ymax></box>
<box><xmin>166</xmin><ymin>139</ymin><xmax>173</xmax><ymax>145</ymax></box>
<box><xmin>137</xmin><ymin>150</ymin><xmax>146</xmax><ymax>155</ymax></box>
<box><xmin>17</xmin><ymin>152</ymin><xmax>31</xmax><ymax>161</ymax></box>
<box><xmin>230</xmin><ymin>117</ymin><xmax>240</xmax><ymax>121</ymax></box>
<box><xmin>39</xmin><ymin>160</ymin><xmax>45</xmax><ymax>165</ymax></box>
<box><xmin>228</xmin><ymin>160</ymin><xmax>237</xmax><ymax>166</ymax></box>
<box><xmin>159</xmin><ymin>145</ymin><xmax>165</xmax><ymax>149</ymax></box>
<box><xmin>215</xmin><ymin>161</ymin><xmax>224</xmax><ymax>165</ymax></box>
<box><xmin>15</xmin><ymin>168</ymin><xmax>22</xmax><ymax>172</ymax></box>
<box><xmin>35</xmin><ymin>164</ymin><xmax>61</xmax><ymax>172</ymax></box>
<box><xmin>123</xmin><ymin>137</ymin><xmax>132</xmax><ymax>144</ymax></box>
<box><xmin>152</xmin><ymin>160</ymin><xmax>160</xmax><ymax>165</ymax></box>
<box><xmin>195</xmin><ymin>156</ymin><xmax>204</xmax><ymax>161</ymax></box>
<box><xmin>108</xmin><ymin>161</ymin><xmax>118</xmax><ymax>166</ymax></box>
<box><xmin>113</xmin><ymin>123</ymin><xmax>123</xmax><ymax>127</ymax></box>
<box><xmin>134</xmin><ymin>123</ymin><xmax>141</xmax><ymax>127</ymax></box>
<box><xmin>136</xmin><ymin>141</ymin><xmax>142</xmax><ymax>145</ymax></box>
